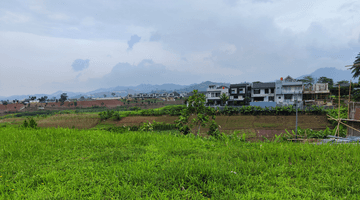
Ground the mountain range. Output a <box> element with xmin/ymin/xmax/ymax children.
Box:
<box><xmin>1</xmin><ymin>67</ymin><xmax>357</xmax><ymax>101</ymax></box>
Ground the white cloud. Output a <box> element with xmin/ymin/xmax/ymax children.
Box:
<box><xmin>0</xmin><ymin>0</ymin><xmax>360</xmax><ymax>97</ymax></box>
<box><xmin>48</xmin><ymin>13</ymin><xmax>70</xmax><ymax>21</ymax></box>
<box><xmin>0</xmin><ymin>11</ymin><xmax>31</xmax><ymax>23</ymax></box>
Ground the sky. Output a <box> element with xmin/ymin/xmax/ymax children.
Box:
<box><xmin>1</xmin><ymin>0</ymin><xmax>360</xmax><ymax>97</ymax></box>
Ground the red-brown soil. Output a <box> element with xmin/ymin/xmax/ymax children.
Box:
<box><xmin>105</xmin><ymin>114</ymin><xmax>334</xmax><ymax>141</ymax></box>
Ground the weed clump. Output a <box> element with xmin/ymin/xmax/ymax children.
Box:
<box><xmin>22</xmin><ymin>117</ymin><xmax>38</xmax><ymax>129</ymax></box>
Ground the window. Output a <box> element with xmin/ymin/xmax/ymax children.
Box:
<box><xmin>216</xmin><ymin>93</ymin><xmax>220</xmax><ymax>97</ymax></box>
<box><xmin>254</xmin><ymin>97</ymin><xmax>264</xmax><ymax>102</ymax></box>
<box><xmin>271</xmin><ymin>88</ymin><xmax>274</xmax><ymax>93</ymax></box>
<box><xmin>278</xmin><ymin>96</ymin><xmax>281</xmax><ymax>99</ymax></box>
<box><xmin>234</xmin><ymin>96</ymin><xmax>238</xmax><ymax>99</ymax></box>
<box><xmin>269</xmin><ymin>96</ymin><xmax>274</xmax><ymax>102</ymax></box>
<box><xmin>231</xmin><ymin>89</ymin><xmax>236</xmax><ymax>94</ymax></box>
<box><xmin>265</xmin><ymin>89</ymin><xmax>269</xmax><ymax>94</ymax></box>
<box><xmin>254</xmin><ymin>89</ymin><xmax>260</xmax><ymax>94</ymax></box>
<box><xmin>284</xmin><ymin>94</ymin><xmax>293</xmax><ymax>100</ymax></box>
<box><xmin>239</xmin><ymin>89</ymin><xmax>244</xmax><ymax>94</ymax></box>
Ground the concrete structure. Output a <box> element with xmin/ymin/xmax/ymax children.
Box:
<box><xmin>347</xmin><ymin>102</ymin><xmax>360</xmax><ymax>136</ymax></box>
<box><xmin>227</xmin><ymin>83</ymin><xmax>251</xmax><ymax>106</ymax></box>
<box><xmin>275</xmin><ymin>76</ymin><xmax>303</xmax><ymax>107</ymax></box>
<box><xmin>251</xmin><ymin>82</ymin><xmax>275</xmax><ymax>102</ymax></box>
<box><xmin>303</xmin><ymin>83</ymin><xmax>330</xmax><ymax>100</ymax></box>
<box><xmin>206</xmin><ymin>85</ymin><xmax>229</xmax><ymax>105</ymax></box>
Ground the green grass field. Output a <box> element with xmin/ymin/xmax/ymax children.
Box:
<box><xmin>1</xmin><ymin>126</ymin><xmax>360</xmax><ymax>199</ymax></box>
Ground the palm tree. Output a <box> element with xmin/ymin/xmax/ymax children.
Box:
<box><xmin>219</xmin><ymin>93</ymin><xmax>229</xmax><ymax>106</ymax></box>
<box><xmin>349</xmin><ymin>52</ymin><xmax>360</xmax><ymax>79</ymax></box>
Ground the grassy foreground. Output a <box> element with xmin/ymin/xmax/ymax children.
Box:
<box><xmin>1</xmin><ymin>127</ymin><xmax>360</xmax><ymax>199</ymax></box>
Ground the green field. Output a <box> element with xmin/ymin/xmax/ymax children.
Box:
<box><xmin>1</xmin><ymin>126</ymin><xmax>360</xmax><ymax>199</ymax></box>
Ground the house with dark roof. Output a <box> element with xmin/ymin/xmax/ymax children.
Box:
<box><xmin>135</xmin><ymin>93</ymin><xmax>142</xmax><ymax>98</ymax></box>
<box><xmin>168</xmin><ymin>92</ymin><xmax>180</xmax><ymax>97</ymax></box>
<box><xmin>251</xmin><ymin>82</ymin><xmax>275</xmax><ymax>102</ymax></box>
<box><xmin>227</xmin><ymin>83</ymin><xmax>251</xmax><ymax>106</ymax></box>
<box><xmin>160</xmin><ymin>92</ymin><xmax>168</xmax><ymax>97</ymax></box>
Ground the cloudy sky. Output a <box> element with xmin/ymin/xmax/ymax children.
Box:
<box><xmin>1</xmin><ymin>0</ymin><xmax>360</xmax><ymax>97</ymax></box>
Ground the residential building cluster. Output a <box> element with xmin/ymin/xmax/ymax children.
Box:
<box><xmin>0</xmin><ymin>76</ymin><xmax>331</xmax><ymax>108</ymax></box>
<box><xmin>204</xmin><ymin>76</ymin><xmax>330</xmax><ymax>108</ymax></box>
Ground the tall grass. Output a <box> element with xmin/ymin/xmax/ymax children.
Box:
<box><xmin>1</xmin><ymin>126</ymin><xmax>360</xmax><ymax>199</ymax></box>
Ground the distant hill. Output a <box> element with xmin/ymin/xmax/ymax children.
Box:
<box><xmin>295</xmin><ymin>67</ymin><xmax>357</xmax><ymax>83</ymax></box>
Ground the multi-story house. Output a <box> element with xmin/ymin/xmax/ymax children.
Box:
<box><xmin>168</xmin><ymin>92</ymin><xmax>180</xmax><ymax>98</ymax></box>
<box><xmin>134</xmin><ymin>93</ymin><xmax>142</xmax><ymax>98</ymax></box>
<box><xmin>275</xmin><ymin>76</ymin><xmax>303</xmax><ymax>107</ymax></box>
<box><xmin>160</xmin><ymin>92</ymin><xmax>168</xmax><ymax>97</ymax></box>
<box><xmin>206</xmin><ymin>85</ymin><xmax>229</xmax><ymax>105</ymax></box>
<box><xmin>303</xmin><ymin>83</ymin><xmax>330</xmax><ymax>100</ymax></box>
<box><xmin>227</xmin><ymin>83</ymin><xmax>251</xmax><ymax>106</ymax></box>
<box><xmin>126</xmin><ymin>94</ymin><xmax>133</xmax><ymax>99</ymax></box>
<box><xmin>251</xmin><ymin>82</ymin><xmax>275</xmax><ymax>102</ymax></box>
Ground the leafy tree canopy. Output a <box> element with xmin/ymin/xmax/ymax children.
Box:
<box><xmin>317</xmin><ymin>76</ymin><xmax>334</xmax><ymax>86</ymax></box>
<box><xmin>350</xmin><ymin>52</ymin><xmax>360</xmax><ymax>79</ymax></box>
<box><xmin>336</xmin><ymin>80</ymin><xmax>349</xmax><ymax>85</ymax></box>
<box><xmin>60</xmin><ymin>93</ymin><xmax>68</xmax><ymax>103</ymax></box>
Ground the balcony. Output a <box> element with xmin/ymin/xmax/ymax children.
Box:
<box><xmin>276</xmin><ymin>89</ymin><xmax>302</xmax><ymax>94</ymax></box>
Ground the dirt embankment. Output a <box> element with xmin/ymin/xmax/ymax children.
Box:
<box><xmin>107</xmin><ymin>114</ymin><xmax>333</xmax><ymax>141</ymax></box>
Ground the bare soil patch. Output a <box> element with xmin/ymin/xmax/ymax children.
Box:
<box><xmin>36</xmin><ymin>114</ymin><xmax>100</xmax><ymax>129</ymax></box>
<box><xmin>109</xmin><ymin>114</ymin><xmax>333</xmax><ymax>140</ymax></box>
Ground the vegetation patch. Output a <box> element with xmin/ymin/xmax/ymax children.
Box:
<box><xmin>1</xmin><ymin>126</ymin><xmax>360</xmax><ymax>199</ymax></box>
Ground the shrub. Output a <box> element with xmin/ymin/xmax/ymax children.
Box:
<box><xmin>110</xmin><ymin>112</ymin><xmax>122</xmax><ymax>120</ymax></box>
<box><xmin>139</xmin><ymin>120</ymin><xmax>154</xmax><ymax>132</ymax></box>
<box><xmin>22</xmin><ymin>117</ymin><xmax>38</xmax><ymax>129</ymax></box>
<box><xmin>207</xmin><ymin>120</ymin><xmax>220</xmax><ymax>138</ymax></box>
<box><xmin>99</xmin><ymin>109</ymin><xmax>115</xmax><ymax>120</ymax></box>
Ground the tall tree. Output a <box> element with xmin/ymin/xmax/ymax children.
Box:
<box><xmin>60</xmin><ymin>93</ymin><xmax>68</xmax><ymax>103</ymax></box>
<box><xmin>299</xmin><ymin>75</ymin><xmax>314</xmax><ymax>89</ymax></box>
<box><xmin>38</xmin><ymin>96</ymin><xmax>48</xmax><ymax>103</ymax></box>
<box><xmin>104</xmin><ymin>94</ymin><xmax>107</xmax><ymax>98</ymax></box>
<box><xmin>317</xmin><ymin>76</ymin><xmax>334</xmax><ymax>86</ymax></box>
<box><xmin>350</xmin><ymin>52</ymin><xmax>360</xmax><ymax>79</ymax></box>
<box><xmin>111</xmin><ymin>92</ymin><xmax>116</xmax><ymax>97</ymax></box>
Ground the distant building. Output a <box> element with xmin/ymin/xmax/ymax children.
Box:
<box><xmin>206</xmin><ymin>85</ymin><xmax>229</xmax><ymax>105</ymax></box>
<box><xmin>275</xmin><ymin>76</ymin><xmax>303</xmax><ymax>107</ymax></box>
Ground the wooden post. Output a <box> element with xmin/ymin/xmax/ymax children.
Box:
<box><xmin>347</xmin><ymin>80</ymin><xmax>351</xmax><ymax>136</ymax></box>
<box><xmin>335</xmin><ymin>84</ymin><xmax>341</xmax><ymax>137</ymax></box>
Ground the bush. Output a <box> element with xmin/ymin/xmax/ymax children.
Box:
<box><xmin>207</xmin><ymin>120</ymin><xmax>221</xmax><ymax>138</ymax></box>
<box><xmin>110</xmin><ymin>112</ymin><xmax>122</xmax><ymax>120</ymax></box>
<box><xmin>99</xmin><ymin>110</ymin><xmax>115</xmax><ymax>120</ymax></box>
<box><xmin>22</xmin><ymin>117</ymin><xmax>38</xmax><ymax>129</ymax></box>
<box><xmin>139</xmin><ymin>120</ymin><xmax>154</xmax><ymax>132</ymax></box>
